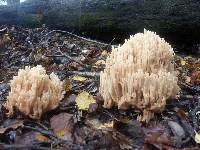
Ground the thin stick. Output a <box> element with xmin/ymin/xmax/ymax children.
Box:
<box><xmin>66</xmin><ymin>71</ymin><xmax>100</xmax><ymax>78</ymax></box>
<box><xmin>40</xmin><ymin>30</ymin><xmax>109</xmax><ymax>47</ymax></box>
<box><xmin>24</xmin><ymin>125</ymin><xmax>61</xmax><ymax>144</ymax></box>
<box><xmin>0</xmin><ymin>27</ymin><xmax>7</xmax><ymax>33</ymax></box>
<box><xmin>46</xmin><ymin>50</ymin><xmax>91</xmax><ymax>69</ymax></box>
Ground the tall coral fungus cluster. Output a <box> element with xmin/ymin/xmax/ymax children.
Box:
<box><xmin>5</xmin><ymin>65</ymin><xmax>65</xmax><ymax>119</ymax></box>
<box><xmin>100</xmin><ymin>29</ymin><xmax>180</xmax><ymax>122</ymax></box>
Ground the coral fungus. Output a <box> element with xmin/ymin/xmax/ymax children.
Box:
<box><xmin>5</xmin><ymin>65</ymin><xmax>65</xmax><ymax>119</ymax></box>
<box><xmin>100</xmin><ymin>29</ymin><xmax>180</xmax><ymax>122</ymax></box>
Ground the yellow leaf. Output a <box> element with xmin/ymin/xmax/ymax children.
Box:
<box><xmin>35</xmin><ymin>133</ymin><xmax>49</xmax><ymax>142</ymax></box>
<box><xmin>72</xmin><ymin>75</ymin><xmax>87</xmax><ymax>81</ymax></box>
<box><xmin>181</xmin><ymin>60</ymin><xmax>186</xmax><ymax>66</ymax></box>
<box><xmin>195</xmin><ymin>131</ymin><xmax>200</xmax><ymax>144</ymax></box>
<box><xmin>76</xmin><ymin>91</ymin><xmax>95</xmax><ymax>110</ymax></box>
<box><xmin>56</xmin><ymin>129</ymin><xmax>66</xmax><ymax>138</ymax></box>
<box><xmin>98</xmin><ymin>121</ymin><xmax>114</xmax><ymax>129</ymax></box>
<box><xmin>95</xmin><ymin>60</ymin><xmax>106</xmax><ymax>66</ymax></box>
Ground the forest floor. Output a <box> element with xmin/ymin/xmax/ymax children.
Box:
<box><xmin>0</xmin><ymin>25</ymin><xmax>199</xmax><ymax>150</ymax></box>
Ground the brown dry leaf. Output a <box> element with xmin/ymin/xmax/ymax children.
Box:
<box><xmin>76</xmin><ymin>91</ymin><xmax>96</xmax><ymax>110</ymax></box>
<box><xmin>64</xmin><ymin>79</ymin><xmax>72</xmax><ymax>92</ymax></box>
<box><xmin>143</xmin><ymin>123</ymin><xmax>173</xmax><ymax>148</ymax></box>
<box><xmin>0</xmin><ymin>120</ymin><xmax>24</xmax><ymax>134</ymax></box>
<box><xmin>61</xmin><ymin>94</ymin><xmax>77</xmax><ymax>107</ymax></box>
<box><xmin>191</xmin><ymin>71</ymin><xmax>200</xmax><ymax>85</ymax></box>
<box><xmin>15</xmin><ymin>131</ymin><xmax>49</xmax><ymax>144</ymax></box>
<box><xmin>35</xmin><ymin>132</ymin><xmax>49</xmax><ymax>142</ymax></box>
<box><xmin>114</xmin><ymin>120</ymin><xmax>144</xmax><ymax>139</ymax></box>
<box><xmin>190</xmin><ymin>64</ymin><xmax>200</xmax><ymax>69</ymax></box>
<box><xmin>168</xmin><ymin>120</ymin><xmax>185</xmax><ymax>139</ymax></box>
<box><xmin>88</xmin><ymin>103</ymin><xmax>99</xmax><ymax>113</ymax></box>
<box><xmin>50</xmin><ymin>113</ymin><xmax>74</xmax><ymax>141</ymax></box>
<box><xmin>85</xmin><ymin>118</ymin><xmax>132</xmax><ymax>149</ymax></box>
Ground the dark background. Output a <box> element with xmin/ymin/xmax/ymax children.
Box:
<box><xmin>0</xmin><ymin>0</ymin><xmax>200</xmax><ymax>49</ymax></box>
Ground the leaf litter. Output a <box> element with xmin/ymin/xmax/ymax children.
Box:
<box><xmin>0</xmin><ymin>25</ymin><xmax>199</xmax><ymax>149</ymax></box>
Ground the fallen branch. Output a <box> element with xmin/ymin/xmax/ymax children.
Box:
<box><xmin>40</xmin><ymin>29</ymin><xmax>110</xmax><ymax>47</ymax></box>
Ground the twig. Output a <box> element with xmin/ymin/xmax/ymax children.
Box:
<box><xmin>40</xmin><ymin>30</ymin><xmax>109</xmax><ymax>47</ymax></box>
<box><xmin>109</xmin><ymin>38</ymin><xmax>115</xmax><ymax>45</ymax></box>
<box><xmin>0</xmin><ymin>53</ymin><xmax>9</xmax><ymax>56</ymax></box>
<box><xmin>24</xmin><ymin>121</ymin><xmax>49</xmax><ymax>131</ymax></box>
<box><xmin>24</xmin><ymin>125</ymin><xmax>62</xmax><ymax>145</ymax></box>
<box><xmin>102</xmin><ymin>110</ymin><xmax>120</xmax><ymax>122</ymax></box>
<box><xmin>65</xmin><ymin>71</ymin><xmax>100</xmax><ymax>78</ymax></box>
<box><xmin>46</xmin><ymin>50</ymin><xmax>91</xmax><ymax>69</ymax></box>
<box><xmin>27</xmin><ymin>40</ymin><xmax>35</xmax><ymax>52</ymax></box>
<box><xmin>176</xmin><ymin>94</ymin><xmax>194</xmax><ymax>99</ymax></box>
<box><xmin>191</xmin><ymin>106</ymin><xmax>200</xmax><ymax>131</ymax></box>
<box><xmin>0</xmin><ymin>27</ymin><xmax>7</xmax><ymax>33</ymax></box>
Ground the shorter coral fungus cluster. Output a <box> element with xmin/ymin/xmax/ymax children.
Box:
<box><xmin>100</xmin><ymin>29</ymin><xmax>180</xmax><ymax>122</ymax></box>
<box><xmin>5</xmin><ymin>65</ymin><xmax>65</xmax><ymax>119</ymax></box>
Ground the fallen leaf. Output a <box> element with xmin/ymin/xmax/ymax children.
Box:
<box><xmin>61</xmin><ymin>94</ymin><xmax>77</xmax><ymax>106</ymax></box>
<box><xmin>76</xmin><ymin>91</ymin><xmax>95</xmax><ymax>110</ymax></box>
<box><xmin>195</xmin><ymin>131</ymin><xmax>200</xmax><ymax>144</ymax></box>
<box><xmin>168</xmin><ymin>120</ymin><xmax>185</xmax><ymax>139</ymax></box>
<box><xmin>191</xmin><ymin>71</ymin><xmax>200</xmax><ymax>85</ymax></box>
<box><xmin>185</xmin><ymin>76</ymin><xmax>191</xmax><ymax>84</ymax></box>
<box><xmin>86</xmin><ymin>118</ymin><xmax>114</xmax><ymax>130</ymax></box>
<box><xmin>114</xmin><ymin>120</ymin><xmax>144</xmax><ymax>139</ymax></box>
<box><xmin>143</xmin><ymin>123</ymin><xmax>173</xmax><ymax>148</ymax></box>
<box><xmin>88</xmin><ymin>103</ymin><xmax>99</xmax><ymax>113</ymax></box>
<box><xmin>181</xmin><ymin>60</ymin><xmax>187</xmax><ymax>66</ymax></box>
<box><xmin>35</xmin><ymin>132</ymin><xmax>49</xmax><ymax>142</ymax></box>
<box><xmin>95</xmin><ymin>60</ymin><xmax>106</xmax><ymax>66</ymax></box>
<box><xmin>72</xmin><ymin>75</ymin><xmax>88</xmax><ymax>82</ymax></box>
<box><xmin>64</xmin><ymin>79</ymin><xmax>72</xmax><ymax>92</ymax></box>
<box><xmin>98</xmin><ymin>121</ymin><xmax>114</xmax><ymax>129</ymax></box>
<box><xmin>15</xmin><ymin>131</ymin><xmax>49</xmax><ymax>144</ymax></box>
<box><xmin>50</xmin><ymin>113</ymin><xmax>74</xmax><ymax>141</ymax></box>
<box><xmin>86</xmin><ymin>118</ymin><xmax>101</xmax><ymax>129</ymax></box>
<box><xmin>190</xmin><ymin>64</ymin><xmax>200</xmax><ymax>69</ymax></box>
